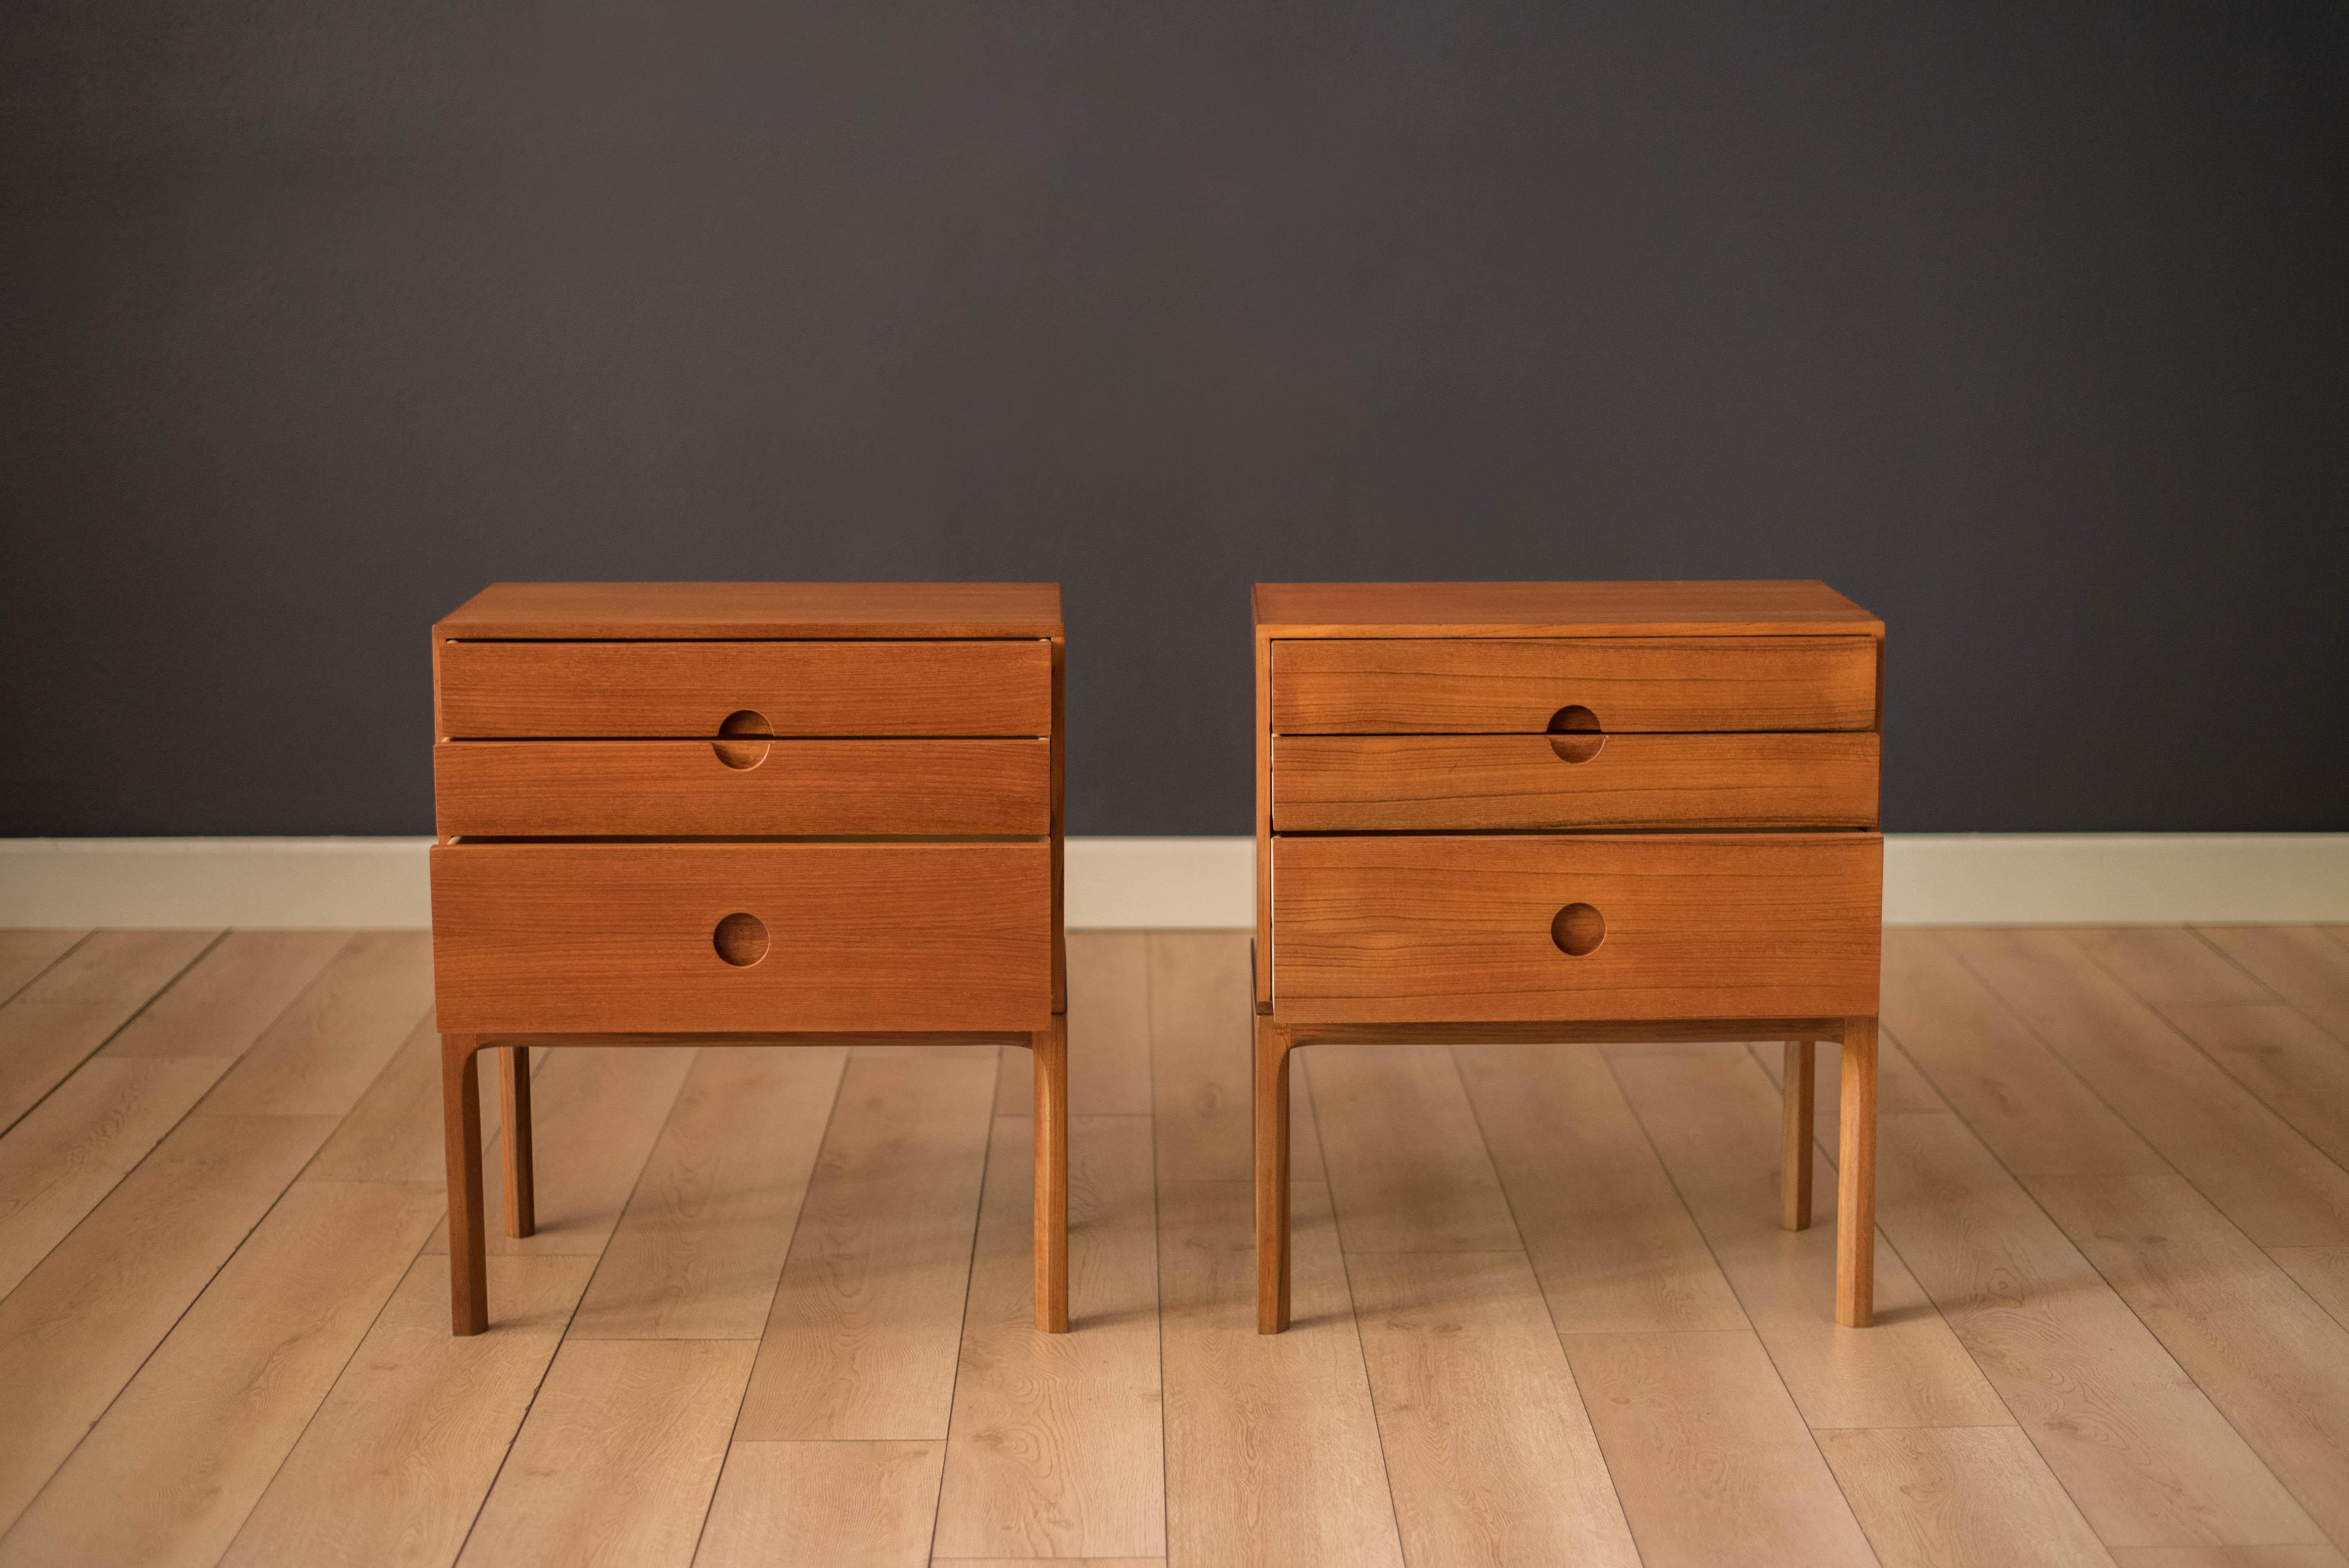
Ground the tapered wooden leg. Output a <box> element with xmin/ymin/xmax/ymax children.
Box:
<box><xmin>1032</xmin><ymin>1014</ymin><xmax>1069</xmax><ymax>1333</ymax></box>
<box><xmin>1255</xmin><ymin>1015</ymin><xmax>1292</xmax><ymax>1334</ymax></box>
<box><xmin>1837</xmin><ymin>1017</ymin><xmax>1878</xmax><ymax>1327</ymax></box>
<box><xmin>499</xmin><ymin>1044</ymin><xmax>536</xmax><ymax>1240</ymax></box>
<box><xmin>442</xmin><ymin>1035</ymin><xmax>488</xmax><ymax>1335</ymax></box>
<box><xmin>1780</xmin><ymin>1038</ymin><xmax>1815</xmax><ymax>1231</ymax></box>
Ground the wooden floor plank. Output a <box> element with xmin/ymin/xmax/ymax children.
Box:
<box><xmin>203</xmin><ymin>931</ymin><xmax>436</xmax><ymax>1117</ymax></box>
<box><xmin>456</xmin><ymin>1338</ymin><xmax>755</xmax><ymax>1568</ymax></box>
<box><xmin>933</xmin><ymin>1115</ymin><xmax>1163</xmax><ymax>1561</ymax></box>
<box><xmin>733</xmin><ymin>1047</ymin><xmax>997</xmax><ymax>1440</ymax></box>
<box><xmin>0</xmin><ymin>1110</ymin><xmax>335</xmax><ymax>1528</ymax></box>
<box><xmin>0</xmin><ymin>1179</ymin><xmax>444</xmax><ymax>1568</ymax></box>
<box><xmin>934</xmin><ymin>1559</ymin><xmax>1164</xmax><ymax>1566</ymax></box>
<box><xmin>223</xmin><ymin>1252</ymin><xmax>596</xmax><ymax>1568</ymax></box>
<box><xmin>1560</xmin><ymin>1328</ymin><xmax>1877</xmax><ymax>1568</ymax></box>
<box><xmin>0</xmin><ymin>930</ymin><xmax>362</xmax><ymax>1295</ymax></box>
<box><xmin>0</xmin><ymin>932</ymin><xmax>87</xmax><ymax>1004</ymax></box>
<box><xmin>696</xmin><ymin>1440</ymin><xmax>942</xmax><ymax>1568</ymax></box>
<box><xmin>1158</xmin><ymin>1178</ymin><xmax>1404</xmax><ymax>1568</ymax></box>
<box><xmin>1609</xmin><ymin>1044</ymin><xmax>2010</xmax><ymax>1428</ymax></box>
<box><xmin>1347</xmin><ymin>1250</ymin><xmax>1639</xmax><ymax>1568</ymax></box>
<box><xmin>2268</xmin><ymin>1248</ymin><xmax>2349</xmax><ymax>1331</ymax></box>
<box><xmin>2157</xmin><ymin>1002</ymin><xmax>2349</xmax><ymax>1178</ymax></box>
<box><xmin>1882</xmin><ymin>929</ymin><xmax>2167</xmax><ymax>1177</ymax></box>
<box><xmin>1816</xmin><ymin>1425</ymin><xmax>2116</xmax><ymax>1567</ymax></box>
<box><xmin>2069</xmin><ymin>928</ymin><xmax>2276</xmax><ymax>1008</ymax></box>
<box><xmin>1948</xmin><ymin>928</ymin><xmax>2349</xmax><ymax>1246</ymax></box>
<box><xmin>1872</xmin><ymin>1107</ymin><xmax>2321</xmax><ymax>1548</ymax></box>
<box><xmin>425</xmin><ymin>1045</ymin><xmax>698</xmax><ymax>1257</ymax></box>
<box><xmin>1308</xmin><ymin>1043</ymin><xmax>1519</xmax><ymax>1253</ymax></box>
<box><xmin>2108</xmin><ymin>1547</ymin><xmax>2349</xmax><ymax>1566</ymax></box>
<box><xmin>1147</xmin><ymin>932</ymin><xmax>1258</xmax><ymax>1184</ymax></box>
<box><xmin>0</xmin><ymin>1053</ymin><xmax>233</xmax><ymax>1296</ymax></box>
<box><xmin>571</xmin><ymin>1045</ymin><xmax>848</xmax><ymax>1340</ymax></box>
<box><xmin>1000</xmin><ymin>932</ymin><xmax>1153</xmax><ymax>1118</ymax></box>
<box><xmin>1458</xmin><ymin>1041</ymin><xmax>1745</xmax><ymax>1332</ymax></box>
<box><xmin>305</xmin><ymin>1011</ymin><xmax>504</xmax><ymax>1183</ymax></box>
<box><xmin>2030</xmin><ymin>1170</ymin><xmax>2349</xmax><ymax>1549</ymax></box>
<box><xmin>2196</xmin><ymin>928</ymin><xmax>2349</xmax><ymax>1044</ymax></box>
<box><xmin>0</xmin><ymin>929</ymin><xmax>216</xmax><ymax>1134</ymax></box>
<box><xmin>103</xmin><ymin>929</ymin><xmax>351</xmax><ymax>1057</ymax></box>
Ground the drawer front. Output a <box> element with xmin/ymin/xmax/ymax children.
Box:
<box><xmin>435</xmin><ymin>738</ymin><xmax>1050</xmax><ymax>838</ymax></box>
<box><xmin>1272</xmin><ymin>833</ymin><xmax>1880</xmax><ymax>1022</ymax></box>
<box><xmin>438</xmin><ymin>640</ymin><xmax>1051</xmax><ymax>738</ymax></box>
<box><xmin>1273</xmin><ymin>732</ymin><xmax>1878</xmax><ymax>831</ymax></box>
<box><xmin>431</xmin><ymin>842</ymin><xmax>1052</xmax><ymax>1032</ymax></box>
<box><xmin>1271</xmin><ymin>636</ymin><xmax>1876</xmax><ymax>733</ymax></box>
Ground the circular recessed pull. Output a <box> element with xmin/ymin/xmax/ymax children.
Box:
<box><xmin>714</xmin><ymin>913</ymin><xmax>769</xmax><ymax>966</ymax></box>
<box><xmin>1551</xmin><ymin>902</ymin><xmax>1605</xmax><ymax>957</ymax></box>
<box><xmin>713</xmin><ymin>709</ymin><xmax>772</xmax><ymax>771</ymax></box>
<box><xmin>1545</xmin><ymin>704</ymin><xmax>1606</xmax><ymax>764</ymax></box>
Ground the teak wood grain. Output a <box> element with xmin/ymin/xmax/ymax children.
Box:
<box><xmin>1273</xmin><ymin>731</ymin><xmax>1880</xmax><ymax>830</ymax></box>
<box><xmin>1252</xmin><ymin>579</ymin><xmax>1883</xmax><ymax>638</ymax></box>
<box><xmin>430</xmin><ymin>841</ymin><xmax>1054</xmax><ymax>1033</ymax></box>
<box><xmin>436</xmin><ymin>638</ymin><xmax>1051</xmax><ymax>738</ymax></box>
<box><xmin>1271</xmin><ymin>832</ymin><xmax>1882</xmax><ymax>1022</ymax></box>
<box><xmin>1271</xmin><ymin>635</ymin><xmax>1878</xmax><ymax>733</ymax></box>
<box><xmin>436</xmin><ymin>579</ymin><xmax>1063</xmax><ymax>640</ymax></box>
<box><xmin>434</xmin><ymin>737</ymin><xmax>1050</xmax><ymax>837</ymax></box>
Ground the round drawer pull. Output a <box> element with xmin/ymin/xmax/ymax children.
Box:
<box><xmin>1551</xmin><ymin>902</ymin><xmax>1605</xmax><ymax>957</ymax></box>
<box><xmin>714</xmin><ymin>913</ymin><xmax>769</xmax><ymax>966</ymax></box>
<box><xmin>714</xmin><ymin>709</ymin><xmax>773</xmax><ymax>771</ymax></box>
<box><xmin>1545</xmin><ymin>704</ymin><xmax>1606</xmax><ymax>764</ymax></box>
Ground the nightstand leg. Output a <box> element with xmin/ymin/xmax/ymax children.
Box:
<box><xmin>1032</xmin><ymin>1015</ymin><xmax>1069</xmax><ymax>1333</ymax></box>
<box><xmin>1255</xmin><ymin>1016</ymin><xmax>1292</xmax><ymax>1334</ymax></box>
<box><xmin>500</xmin><ymin>1045</ymin><xmax>535</xmax><ymax>1240</ymax></box>
<box><xmin>442</xmin><ymin>1035</ymin><xmax>489</xmax><ymax>1335</ymax></box>
<box><xmin>1780</xmin><ymin>1039</ymin><xmax>1815</xmax><ymax>1231</ymax></box>
<box><xmin>1837</xmin><ymin>1018</ymin><xmax>1878</xmax><ymax>1328</ymax></box>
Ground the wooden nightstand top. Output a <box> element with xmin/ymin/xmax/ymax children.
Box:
<box><xmin>436</xmin><ymin>582</ymin><xmax>1064</xmax><ymax>640</ymax></box>
<box><xmin>1252</xmin><ymin>581</ymin><xmax>1880</xmax><ymax>638</ymax></box>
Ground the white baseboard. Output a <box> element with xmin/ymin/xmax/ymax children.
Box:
<box><xmin>0</xmin><ymin>834</ymin><xmax>2343</xmax><ymax>930</ymax></box>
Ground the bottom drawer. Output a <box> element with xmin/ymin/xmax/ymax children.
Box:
<box><xmin>1273</xmin><ymin>833</ymin><xmax>1879</xmax><ymax>1023</ymax></box>
<box><xmin>432</xmin><ymin>842</ymin><xmax>1053</xmax><ymax>1033</ymax></box>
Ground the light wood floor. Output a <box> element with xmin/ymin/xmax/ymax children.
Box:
<box><xmin>2</xmin><ymin>926</ymin><xmax>2349</xmax><ymax>1566</ymax></box>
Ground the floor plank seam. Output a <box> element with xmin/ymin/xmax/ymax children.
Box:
<box><xmin>1140</xmin><ymin>942</ymin><xmax>1173</xmax><ymax>1568</ymax></box>
<box><xmin>679</xmin><ymin>1039</ymin><xmax>857</xmax><ymax>1568</ymax></box>
<box><xmin>224</xmin><ymin>1190</ymin><xmax>452</xmax><ymax>1559</ymax></box>
<box><xmin>920</xmin><ymin>1045</ymin><xmax>1002</xmax><ymax>1568</ymax></box>
<box><xmin>0</xmin><ymin>931</ymin><xmax>92</xmax><ymax>1009</ymax></box>
<box><xmin>2070</xmin><ymin>929</ymin><xmax>2349</xmax><ymax>1188</ymax></box>
<box><xmin>1872</xmin><ymin>1012</ymin><xmax>2322</xmax><ymax>1558</ymax></box>
<box><xmin>0</xmin><ymin>928</ymin><xmax>227</xmax><ymax>1142</ymax></box>
<box><xmin>0</xmin><ymin>1128</ymin><xmax>305</xmax><ymax>1543</ymax></box>
<box><xmin>1595</xmin><ymin>1042</ymin><xmax>1885</xmax><ymax>1565</ymax></box>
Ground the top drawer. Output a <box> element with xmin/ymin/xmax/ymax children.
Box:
<box><xmin>438</xmin><ymin>640</ymin><xmax>1052</xmax><ymax>738</ymax></box>
<box><xmin>1271</xmin><ymin>636</ymin><xmax>1876</xmax><ymax>733</ymax></box>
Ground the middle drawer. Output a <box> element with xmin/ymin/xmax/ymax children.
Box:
<box><xmin>436</xmin><ymin>738</ymin><xmax>1050</xmax><ymax>837</ymax></box>
<box><xmin>1274</xmin><ymin>731</ymin><xmax>1877</xmax><ymax>830</ymax></box>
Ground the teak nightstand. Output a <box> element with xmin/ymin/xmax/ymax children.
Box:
<box><xmin>1252</xmin><ymin>581</ymin><xmax>1884</xmax><ymax>1331</ymax></box>
<box><xmin>430</xmin><ymin>582</ymin><xmax>1068</xmax><ymax>1335</ymax></box>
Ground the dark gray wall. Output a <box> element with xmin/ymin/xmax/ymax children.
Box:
<box><xmin>4</xmin><ymin>2</ymin><xmax>2344</xmax><ymax>837</ymax></box>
